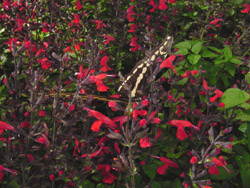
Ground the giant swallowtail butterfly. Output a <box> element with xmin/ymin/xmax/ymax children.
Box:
<box><xmin>36</xmin><ymin>36</ymin><xmax>173</xmax><ymax>103</ymax></box>
<box><xmin>117</xmin><ymin>36</ymin><xmax>174</xmax><ymax>98</ymax></box>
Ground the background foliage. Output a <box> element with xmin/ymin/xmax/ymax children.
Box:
<box><xmin>0</xmin><ymin>0</ymin><xmax>250</xmax><ymax>187</ymax></box>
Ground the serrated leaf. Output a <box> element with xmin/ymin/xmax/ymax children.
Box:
<box><xmin>221</xmin><ymin>88</ymin><xmax>249</xmax><ymax>108</ymax></box>
<box><xmin>191</xmin><ymin>41</ymin><xmax>202</xmax><ymax>54</ymax></box>
<box><xmin>175</xmin><ymin>41</ymin><xmax>191</xmax><ymax>50</ymax></box>
<box><xmin>187</xmin><ymin>54</ymin><xmax>201</xmax><ymax>65</ymax></box>
<box><xmin>223</xmin><ymin>46</ymin><xmax>232</xmax><ymax>59</ymax></box>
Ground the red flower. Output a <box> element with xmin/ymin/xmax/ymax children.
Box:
<box><xmin>152</xmin><ymin>156</ymin><xmax>179</xmax><ymax>175</ymax></box>
<box><xmin>241</xmin><ymin>4</ymin><xmax>250</xmax><ymax>14</ymax></box>
<box><xmin>0</xmin><ymin>121</ymin><xmax>14</xmax><ymax>132</ymax></box>
<box><xmin>130</xmin><ymin>37</ymin><xmax>141</xmax><ymax>52</ymax></box>
<box><xmin>75</xmin><ymin>0</ymin><xmax>83</xmax><ymax>10</ymax></box>
<box><xmin>203</xmin><ymin>79</ymin><xmax>209</xmax><ymax>91</ymax></box>
<box><xmin>154</xmin><ymin>128</ymin><xmax>162</xmax><ymax>140</ymax></box>
<box><xmin>103</xmin><ymin>35</ymin><xmax>115</xmax><ymax>45</ymax></box>
<box><xmin>49</xmin><ymin>174</ymin><xmax>55</xmax><ymax>181</ymax></box>
<box><xmin>128</xmin><ymin>24</ymin><xmax>138</xmax><ymax>33</ymax></box>
<box><xmin>210</xmin><ymin>89</ymin><xmax>224</xmax><ymax>102</ymax></box>
<box><xmin>209</xmin><ymin>18</ymin><xmax>223</xmax><ymax>27</ymax></box>
<box><xmin>92</xmin><ymin>20</ymin><xmax>107</xmax><ymax>29</ymax></box>
<box><xmin>157</xmin><ymin>163</ymin><xmax>169</xmax><ymax>175</ymax></box>
<box><xmin>181</xmin><ymin>70</ymin><xmax>198</xmax><ymax>78</ymax></box>
<box><xmin>113</xmin><ymin>116</ymin><xmax>127</xmax><ymax>127</ymax></box>
<box><xmin>208</xmin><ymin>166</ymin><xmax>219</xmax><ymax>175</ymax></box>
<box><xmin>0</xmin><ymin>165</ymin><xmax>17</xmax><ymax>183</ymax></box>
<box><xmin>69</xmin><ymin>104</ymin><xmax>75</xmax><ymax>111</ymax></box>
<box><xmin>168</xmin><ymin>120</ymin><xmax>199</xmax><ymax>141</ymax></box>
<box><xmin>114</xmin><ymin>142</ymin><xmax>121</xmax><ymax>154</ymax></box>
<box><xmin>73</xmin><ymin>138</ymin><xmax>80</xmax><ymax>156</ymax></box>
<box><xmin>90</xmin><ymin>146</ymin><xmax>103</xmax><ymax>159</ymax></box>
<box><xmin>21</xmin><ymin>121</ymin><xmax>31</xmax><ymax>129</ymax></box>
<box><xmin>149</xmin><ymin>0</ymin><xmax>157</xmax><ymax>12</ymax></box>
<box><xmin>14</xmin><ymin>18</ymin><xmax>25</xmax><ymax>31</ymax></box>
<box><xmin>190</xmin><ymin>156</ymin><xmax>198</xmax><ymax>164</ymax></box>
<box><xmin>100</xmin><ymin>56</ymin><xmax>112</xmax><ymax>72</ymax></box>
<box><xmin>211</xmin><ymin>156</ymin><xmax>230</xmax><ymax>173</ymax></box>
<box><xmin>158</xmin><ymin>0</ymin><xmax>168</xmax><ymax>10</ymax></box>
<box><xmin>72</xmin><ymin>14</ymin><xmax>80</xmax><ymax>24</ymax></box>
<box><xmin>84</xmin><ymin>108</ymin><xmax>117</xmax><ymax>129</ymax></box>
<box><xmin>76</xmin><ymin>65</ymin><xmax>95</xmax><ymax>80</ymax></box>
<box><xmin>74</xmin><ymin>43</ymin><xmax>80</xmax><ymax>51</ymax></box>
<box><xmin>160</xmin><ymin>55</ymin><xmax>177</xmax><ymax>73</ymax></box>
<box><xmin>39</xmin><ymin>110</ymin><xmax>46</xmax><ymax>117</ymax></box>
<box><xmin>176</xmin><ymin>126</ymin><xmax>188</xmax><ymax>141</ymax></box>
<box><xmin>139</xmin><ymin>137</ymin><xmax>152</xmax><ymax>148</ymax></box>
<box><xmin>126</xmin><ymin>5</ymin><xmax>136</xmax><ymax>22</ymax></box>
<box><xmin>139</xmin><ymin>119</ymin><xmax>147</xmax><ymax>127</ymax></box>
<box><xmin>91</xmin><ymin>120</ymin><xmax>103</xmax><ymax>132</ymax></box>
<box><xmin>37</xmin><ymin>134</ymin><xmax>50</xmax><ymax>147</ymax></box>
<box><xmin>37</xmin><ymin>58</ymin><xmax>51</xmax><ymax>69</ymax></box>
<box><xmin>97</xmin><ymin>164</ymin><xmax>117</xmax><ymax>184</ymax></box>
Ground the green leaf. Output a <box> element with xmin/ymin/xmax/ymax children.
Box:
<box><xmin>245</xmin><ymin>72</ymin><xmax>250</xmax><ymax>84</ymax></box>
<box><xmin>241</xmin><ymin>168</ymin><xmax>250</xmax><ymax>188</ymax></box>
<box><xmin>224</xmin><ymin>62</ymin><xmax>235</xmax><ymax>76</ymax></box>
<box><xmin>201</xmin><ymin>49</ymin><xmax>218</xmax><ymax>58</ymax></box>
<box><xmin>152</xmin><ymin>181</ymin><xmax>161</xmax><ymax>188</ymax></box>
<box><xmin>191</xmin><ymin>41</ymin><xmax>202</xmax><ymax>54</ymax></box>
<box><xmin>236</xmin><ymin>110</ymin><xmax>250</xmax><ymax>122</ymax></box>
<box><xmin>172</xmin><ymin>179</ymin><xmax>182</xmax><ymax>188</ymax></box>
<box><xmin>223</xmin><ymin>46</ymin><xmax>232</xmax><ymax>59</ymax></box>
<box><xmin>175</xmin><ymin>49</ymin><xmax>188</xmax><ymax>55</ymax></box>
<box><xmin>8</xmin><ymin>181</ymin><xmax>20</xmax><ymax>188</ymax></box>
<box><xmin>96</xmin><ymin>183</ymin><xmax>107</xmax><ymax>188</ymax></box>
<box><xmin>221</xmin><ymin>88</ymin><xmax>249</xmax><ymax>108</ymax></box>
<box><xmin>230</xmin><ymin>57</ymin><xmax>242</xmax><ymax>65</ymax></box>
<box><xmin>175</xmin><ymin>41</ymin><xmax>191</xmax><ymax>50</ymax></box>
<box><xmin>187</xmin><ymin>54</ymin><xmax>201</xmax><ymax>65</ymax></box>
<box><xmin>142</xmin><ymin>164</ymin><xmax>157</xmax><ymax>179</ymax></box>
<box><xmin>214</xmin><ymin>56</ymin><xmax>227</xmax><ymax>65</ymax></box>
<box><xmin>207</xmin><ymin>46</ymin><xmax>222</xmax><ymax>53</ymax></box>
<box><xmin>80</xmin><ymin>180</ymin><xmax>95</xmax><ymax>188</ymax></box>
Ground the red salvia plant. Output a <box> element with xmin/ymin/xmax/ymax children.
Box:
<box><xmin>0</xmin><ymin>0</ymin><xmax>250</xmax><ymax>188</ymax></box>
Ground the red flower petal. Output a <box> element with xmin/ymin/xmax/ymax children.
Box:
<box><xmin>0</xmin><ymin>121</ymin><xmax>14</xmax><ymax>131</ymax></box>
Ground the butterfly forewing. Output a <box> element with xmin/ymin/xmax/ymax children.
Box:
<box><xmin>117</xmin><ymin>36</ymin><xmax>174</xmax><ymax>98</ymax></box>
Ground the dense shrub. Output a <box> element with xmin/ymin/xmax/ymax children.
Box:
<box><xmin>0</xmin><ymin>0</ymin><xmax>250</xmax><ymax>187</ymax></box>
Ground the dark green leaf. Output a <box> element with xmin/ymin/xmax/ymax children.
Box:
<box><xmin>142</xmin><ymin>164</ymin><xmax>157</xmax><ymax>179</ymax></box>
